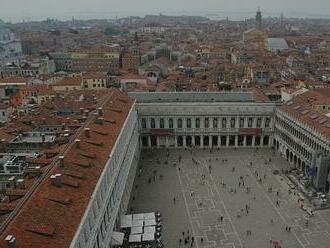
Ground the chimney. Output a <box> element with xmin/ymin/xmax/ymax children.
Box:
<box><xmin>5</xmin><ymin>235</ymin><xmax>16</xmax><ymax>248</ymax></box>
<box><xmin>63</xmin><ymin>133</ymin><xmax>70</xmax><ymax>142</ymax></box>
<box><xmin>98</xmin><ymin>107</ymin><xmax>103</xmax><ymax>116</ymax></box>
<box><xmin>8</xmin><ymin>176</ymin><xmax>16</xmax><ymax>189</ymax></box>
<box><xmin>41</xmin><ymin>133</ymin><xmax>46</xmax><ymax>143</ymax></box>
<box><xmin>50</xmin><ymin>174</ymin><xmax>62</xmax><ymax>187</ymax></box>
<box><xmin>59</xmin><ymin>155</ymin><xmax>64</xmax><ymax>168</ymax></box>
<box><xmin>96</xmin><ymin>117</ymin><xmax>104</xmax><ymax>125</ymax></box>
<box><xmin>75</xmin><ymin>139</ymin><xmax>81</xmax><ymax>148</ymax></box>
<box><xmin>16</xmin><ymin>179</ymin><xmax>25</xmax><ymax>189</ymax></box>
<box><xmin>84</xmin><ymin>128</ymin><xmax>90</xmax><ymax>138</ymax></box>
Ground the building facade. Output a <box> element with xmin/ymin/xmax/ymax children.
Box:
<box><xmin>131</xmin><ymin>92</ymin><xmax>276</xmax><ymax>149</ymax></box>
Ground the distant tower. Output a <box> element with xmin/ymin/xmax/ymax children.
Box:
<box><xmin>280</xmin><ymin>12</ymin><xmax>284</xmax><ymax>27</ymax></box>
<box><xmin>256</xmin><ymin>8</ymin><xmax>262</xmax><ymax>30</ymax></box>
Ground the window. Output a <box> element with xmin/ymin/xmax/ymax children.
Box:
<box><xmin>265</xmin><ymin>117</ymin><xmax>271</xmax><ymax>128</ymax></box>
<box><xmin>257</xmin><ymin>118</ymin><xmax>262</xmax><ymax>128</ymax></box>
<box><xmin>178</xmin><ymin>118</ymin><xmax>183</xmax><ymax>128</ymax></box>
<box><xmin>169</xmin><ymin>118</ymin><xmax>173</xmax><ymax>128</ymax></box>
<box><xmin>195</xmin><ymin>118</ymin><xmax>200</xmax><ymax>128</ymax></box>
<box><xmin>239</xmin><ymin>118</ymin><xmax>244</xmax><ymax>128</ymax></box>
<box><xmin>222</xmin><ymin>118</ymin><xmax>227</xmax><ymax>128</ymax></box>
<box><xmin>230</xmin><ymin>118</ymin><xmax>236</xmax><ymax>128</ymax></box>
<box><xmin>248</xmin><ymin>118</ymin><xmax>253</xmax><ymax>128</ymax></box>
<box><xmin>186</xmin><ymin>118</ymin><xmax>191</xmax><ymax>128</ymax></box>
<box><xmin>150</xmin><ymin>118</ymin><xmax>155</xmax><ymax>128</ymax></box>
<box><xmin>160</xmin><ymin>118</ymin><xmax>164</xmax><ymax>128</ymax></box>
<box><xmin>204</xmin><ymin>118</ymin><xmax>209</xmax><ymax>128</ymax></box>
<box><xmin>213</xmin><ymin>118</ymin><xmax>218</xmax><ymax>128</ymax></box>
<box><xmin>142</xmin><ymin>118</ymin><xmax>147</xmax><ymax>128</ymax></box>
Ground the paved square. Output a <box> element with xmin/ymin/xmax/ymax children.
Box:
<box><xmin>128</xmin><ymin>148</ymin><xmax>330</xmax><ymax>248</ymax></box>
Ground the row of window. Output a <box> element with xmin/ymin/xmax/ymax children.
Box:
<box><xmin>142</xmin><ymin>117</ymin><xmax>271</xmax><ymax>129</ymax></box>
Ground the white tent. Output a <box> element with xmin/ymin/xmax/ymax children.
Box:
<box><xmin>144</xmin><ymin>226</ymin><xmax>155</xmax><ymax>234</ymax></box>
<box><xmin>143</xmin><ymin>212</ymin><xmax>155</xmax><ymax>220</ymax></box>
<box><xmin>133</xmin><ymin>213</ymin><xmax>144</xmax><ymax>221</ymax></box>
<box><xmin>131</xmin><ymin>226</ymin><xmax>143</xmax><ymax>234</ymax></box>
<box><xmin>111</xmin><ymin>231</ymin><xmax>124</xmax><ymax>246</ymax></box>
<box><xmin>144</xmin><ymin>218</ymin><xmax>156</xmax><ymax>226</ymax></box>
<box><xmin>129</xmin><ymin>234</ymin><xmax>142</xmax><ymax>243</ymax></box>
<box><xmin>132</xmin><ymin>219</ymin><xmax>144</xmax><ymax>227</ymax></box>
<box><xmin>120</xmin><ymin>215</ymin><xmax>133</xmax><ymax>228</ymax></box>
<box><xmin>142</xmin><ymin>232</ymin><xmax>155</xmax><ymax>242</ymax></box>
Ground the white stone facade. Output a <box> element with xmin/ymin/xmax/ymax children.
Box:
<box><xmin>70</xmin><ymin>103</ymin><xmax>140</xmax><ymax>248</ymax></box>
<box><xmin>274</xmin><ymin>109</ymin><xmax>330</xmax><ymax>172</ymax></box>
<box><xmin>136</xmin><ymin>102</ymin><xmax>276</xmax><ymax>149</ymax></box>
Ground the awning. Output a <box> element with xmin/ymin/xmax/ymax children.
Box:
<box><xmin>111</xmin><ymin>231</ymin><xmax>124</xmax><ymax>246</ymax></box>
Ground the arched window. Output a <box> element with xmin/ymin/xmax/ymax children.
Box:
<box><xmin>150</xmin><ymin>118</ymin><xmax>155</xmax><ymax>128</ymax></box>
<box><xmin>169</xmin><ymin>118</ymin><xmax>173</xmax><ymax>128</ymax></box>
<box><xmin>160</xmin><ymin>118</ymin><xmax>164</xmax><ymax>128</ymax></box>
<box><xmin>178</xmin><ymin>118</ymin><xmax>183</xmax><ymax>128</ymax></box>
<box><xmin>141</xmin><ymin>118</ymin><xmax>147</xmax><ymax>129</ymax></box>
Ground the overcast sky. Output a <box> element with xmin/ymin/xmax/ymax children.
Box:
<box><xmin>1</xmin><ymin>0</ymin><xmax>330</xmax><ymax>22</ymax></box>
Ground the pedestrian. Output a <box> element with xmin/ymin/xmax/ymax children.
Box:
<box><xmin>288</xmin><ymin>226</ymin><xmax>291</xmax><ymax>232</ymax></box>
<box><xmin>173</xmin><ymin>197</ymin><xmax>176</xmax><ymax>205</ymax></box>
<box><xmin>182</xmin><ymin>231</ymin><xmax>185</xmax><ymax>236</ymax></box>
<box><xmin>185</xmin><ymin>238</ymin><xmax>188</xmax><ymax>245</ymax></box>
<box><xmin>220</xmin><ymin>216</ymin><xmax>223</xmax><ymax>223</ymax></box>
<box><xmin>201</xmin><ymin>237</ymin><xmax>204</xmax><ymax>243</ymax></box>
<box><xmin>179</xmin><ymin>238</ymin><xmax>182</xmax><ymax>246</ymax></box>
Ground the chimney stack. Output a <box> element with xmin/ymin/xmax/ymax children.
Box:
<box><xmin>16</xmin><ymin>179</ymin><xmax>25</xmax><ymax>189</ymax></box>
<box><xmin>97</xmin><ymin>107</ymin><xmax>103</xmax><ymax>116</ymax></box>
<box><xmin>59</xmin><ymin>155</ymin><xmax>64</xmax><ymax>168</ymax></box>
<box><xmin>5</xmin><ymin>235</ymin><xmax>16</xmax><ymax>248</ymax></box>
<box><xmin>75</xmin><ymin>139</ymin><xmax>81</xmax><ymax>149</ymax></box>
<box><xmin>96</xmin><ymin>117</ymin><xmax>104</xmax><ymax>125</ymax></box>
<box><xmin>50</xmin><ymin>174</ymin><xmax>62</xmax><ymax>187</ymax></box>
<box><xmin>8</xmin><ymin>176</ymin><xmax>16</xmax><ymax>188</ymax></box>
<box><xmin>41</xmin><ymin>133</ymin><xmax>46</xmax><ymax>143</ymax></box>
<box><xmin>84</xmin><ymin>128</ymin><xmax>90</xmax><ymax>138</ymax></box>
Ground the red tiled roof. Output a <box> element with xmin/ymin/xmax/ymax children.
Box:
<box><xmin>0</xmin><ymin>89</ymin><xmax>134</xmax><ymax>247</ymax></box>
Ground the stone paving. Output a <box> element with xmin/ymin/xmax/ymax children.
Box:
<box><xmin>128</xmin><ymin>148</ymin><xmax>330</xmax><ymax>248</ymax></box>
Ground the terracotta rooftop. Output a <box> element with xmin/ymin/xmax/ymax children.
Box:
<box><xmin>53</xmin><ymin>76</ymin><xmax>82</xmax><ymax>87</ymax></box>
<box><xmin>280</xmin><ymin>89</ymin><xmax>330</xmax><ymax>140</ymax></box>
<box><xmin>0</xmin><ymin>89</ymin><xmax>134</xmax><ymax>248</ymax></box>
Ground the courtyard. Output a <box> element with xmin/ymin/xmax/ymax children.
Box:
<box><xmin>128</xmin><ymin>148</ymin><xmax>330</xmax><ymax>248</ymax></box>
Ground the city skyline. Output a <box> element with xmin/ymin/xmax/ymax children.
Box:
<box><xmin>1</xmin><ymin>0</ymin><xmax>330</xmax><ymax>22</ymax></box>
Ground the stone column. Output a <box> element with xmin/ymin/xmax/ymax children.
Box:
<box><xmin>183</xmin><ymin>136</ymin><xmax>186</xmax><ymax>147</ymax></box>
<box><xmin>226</xmin><ymin>135</ymin><xmax>229</xmax><ymax>147</ymax></box>
<box><xmin>209</xmin><ymin>136</ymin><xmax>212</xmax><ymax>148</ymax></box>
<box><xmin>243</xmin><ymin>136</ymin><xmax>247</xmax><ymax>147</ymax></box>
<box><xmin>235</xmin><ymin>135</ymin><xmax>238</xmax><ymax>147</ymax></box>
<box><xmin>192</xmin><ymin>136</ymin><xmax>195</xmax><ymax>146</ymax></box>
<box><xmin>148</xmin><ymin>136</ymin><xmax>151</xmax><ymax>147</ymax></box>
<box><xmin>175</xmin><ymin>136</ymin><xmax>178</xmax><ymax>148</ymax></box>
<box><xmin>218</xmin><ymin>136</ymin><xmax>221</xmax><ymax>148</ymax></box>
<box><xmin>156</xmin><ymin>136</ymin><xmax>160</xmax><ymax>148</ymax></box>
<box><xmin>252</xmin><ymin>136</ymin><xmax>255</xmax><ymax>147</ymax></box>
<box><xmin>166</xmin><ymin>136</ymin><xmax>169</xmax><ymax>148</ymax></box>
<box><xmin>260</xmin><ymin>136</ymin><xmax>264</xmax><ymax>146</ymax></box>
<box><xmin>201</xmin><ymin>135</ymin><xmax>204</xmax><ymax>148</ymax></box>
